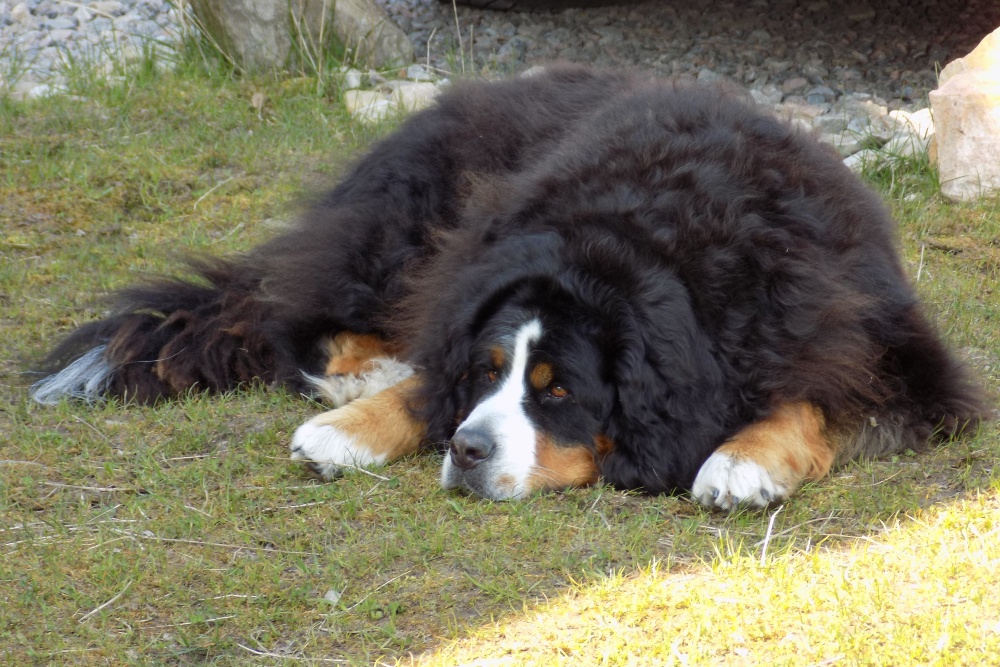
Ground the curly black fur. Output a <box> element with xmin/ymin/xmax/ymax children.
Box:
<box><xmin>33</xmin><ymin>65</ymin><xmax>985</xmax><ymax>492</ymax></box>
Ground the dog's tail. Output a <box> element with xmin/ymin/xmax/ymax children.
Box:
<box><xmin>30</xmin><ymin>257</ymin><xmax>281</xmax><ymax>404</ymax></box>
<box><xmin>834</xmin><ymin>303</ymin><xmax>990</xmax><ymax>463</ymax></box>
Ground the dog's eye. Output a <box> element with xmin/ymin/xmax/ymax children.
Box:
<box><xmin>548</xmin><ymin>385</ymin><xmax>569</xmax><ymax>399</ymax></box>
<box><xmin>484</xmin><ymin>370</ymin><xmax>498</xmax><ymax>383</ymax></box>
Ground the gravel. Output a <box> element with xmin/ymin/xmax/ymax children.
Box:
<box><xmin>380</xmin><ymin>0</ymin><xmax>1000</xmax><ymax>107</ymax></box>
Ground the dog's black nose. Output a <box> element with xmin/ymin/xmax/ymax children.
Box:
<box><xmin>449</xmin><ymin>428</ymin><xmax>495</xmax><ymax>470</ymax></box>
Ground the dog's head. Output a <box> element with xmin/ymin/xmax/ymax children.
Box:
<box><xmin>406</xmin><ymin>229</ymin><xmax>737</xmax><ymax>499</ymax></box>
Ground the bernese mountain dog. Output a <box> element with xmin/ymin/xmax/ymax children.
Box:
<box><xmin>31</xmin><ymin>66</ymin><xmax>986</xmax><ymax>509</ymax></box>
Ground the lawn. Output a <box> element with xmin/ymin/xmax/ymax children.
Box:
<box><xmin>1</xmin><ymin>48</ymin><xmax>998</xmax><ymax>666</ymax></box>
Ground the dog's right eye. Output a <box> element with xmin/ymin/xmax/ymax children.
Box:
<box><xmin>484</xmin><ymin>370</ymin><xmax>498</xmax><ymax>383</ymax></box>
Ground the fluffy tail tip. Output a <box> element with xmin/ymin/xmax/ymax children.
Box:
<box><xmin>30</xmin><ymin>345</ymin><xmax>113</xmax><ymax>405</ymax></box>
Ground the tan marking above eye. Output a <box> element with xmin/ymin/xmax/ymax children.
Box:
<box><xmin>529</xmin><ymin>362</ymin><xmax>554</xmax><ymax>390</ymax></box>
<box><xmin>490</xmin><ymin>346</ymin><xmax>505</xmax><ymax>371</ymax></box>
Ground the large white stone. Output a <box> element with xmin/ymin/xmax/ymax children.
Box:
<box><xmin>939</xmin><ymin>27</ymin><xmax>1000</xmax><ymax>86</ymax></box>
<box><xmin>187</xmin><ymin>0</ymin><xmax>412</xmax><ymax>71</ymax></box>
<box><xmin>929</xmin><ymin>27</ymin><xmax>1000</xmax><ymax>202</ymax></box>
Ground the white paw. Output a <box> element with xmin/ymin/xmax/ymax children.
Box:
<box><xmin>290</xmin><ymin>421</ymin><xmax>384</xmax><ymax>481</ymax></box>
<box><xmin>691</xmin><ymin>452</ymin><xmax>788</xmax><ymax>510</ymax></box>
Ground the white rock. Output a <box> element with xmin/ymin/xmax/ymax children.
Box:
<box><xmin>343</xmin><ymin>89</ymin><xmax>386</xmax><ymax>115</ymax></box>
<box><xmin>883</xmin><ymin>130</ymin><xmax>929</xmax><ymax>159</ymax></box>
<box><xmin>929</xmin><ymin>26</ymin><xmax>1000</xmax><ymax>201</ymax></box>
<box><xmin>406</xmin><ymin>64</ymin><xmax>433</xmax><ymax>81</ymax></box>
<box><xmin>49</xmin><ymin>29</ymin><xmax>75</xmax><ymax>45</ymax></box>
<box><xmin>390</xmin><ymin>81</ymin><xmax>438</xmax><ymax>111</ymax></box>
<box><xmin>341</xmin><ymin>67</ymin><xmax>363</xmax><ymax>90</ymax></box>
<box><xmin>939</xmin><ymin>26</ymin><xmax>1000</xmax><ymax>85</ymax></box>
<box><xmin>843</xmin><ymin>148</ymin><xmax>882</xmax><ymax>173</ymax></box>
<box><xmin>344</xmin><ymin>89</ymin><xmax>397</xmax><ymax>122</ymax></box>
<box><xmin>11</xmin><ymin>2</ymin><xmax>35</xmax><ymax>27</ymax></box>
<box><xmin>929</xmin><ymin>70</ymin><xmax>1000</xmax><ymax>201</ymax></box>
<box><xmin>749</xmin><ymin>84</ymin><xmax>782</xmax><ymax>107</ymax></box>
<box><xmin>819</xmin><ymin>132</ymin><xmax>864</xmax><ymax>157</ymax></box>
<box><xmin>89</xmin><ymin>0</ymin><xmax>124</xmax><ymax>17</ymax></box>
<box><xmin>888</xmin><ymin>107</ymin><xmax>934</xmax><ymax>140</ymax></box>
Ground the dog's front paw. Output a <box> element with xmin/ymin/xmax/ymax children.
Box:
<box><xmin>290</xmin><ymin>421</ymin><xmax>382</xmax><ymax>481</ymax></box>
<box><xmin>691</xmin><ymin>451</ymin><xmax>789</xmax><ymax>510</ymax></box>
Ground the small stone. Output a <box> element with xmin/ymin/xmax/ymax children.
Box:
<box><xmin>323</xmin><ymin>589</ymin><xmax>342</xmax><ymax>604</ymax></box>
<box><xmin>48</xmin><ymin>28</ymin><xmax>73</xmax><ymax>44</ymax></box>
<box><xmin>696</xmin><ymin>68</ymin><xmax>722</xmax><ymax>83</ymax></box>
<box><xmin>11</xmin><ymin>2</ymin><xmax>34</xmax><ymax>26</ymax></box>
<box><xmin>888</xmin><ymin>108</ymin><xmax>933</xmax><ymax>140</ymax></box>
<box><xmin>883</xmin><ymin>129</ymin><xmax>929</xmax><ymax>158</ymax></box>
<box><xmin>783</xmin><ymin>101</ymin><xmax>828</xmax><ymax>120</ymax></box>
<box><xmin>805</xmin><ymin>85</ymin><xmax>837</xmax><ymax>103</ymax></box>
<box><xmin>812</xmin><ymin>113</ymin><xmax>850</xmax><ymax>134</ymax></box>
<box><xmin>341</xmin><ymin>67</ymin><xmax>363</xmax><ymax>89</ymax></box>
<box><xmin>820</xmin><ymin>132</ymin><xmax>864</xmax><ymax>157</ymax></box>
<box><xmin>756</xmin><ymin>84</ymin><xmax>784</xmax><ymax>106</ymax></box>
<box><xmin>390</xmin><ymin>81</ymin><xmax>438</xmax><ymax>111</ymax></box>
<box><xmin>73</xmin><ymin>6</ymin><xmax>92</xmax><ymax>22</ymax></box>
<box><xmin>89</xmin><ymin>0</ymin><xmax>124</xmax><ymax>17</ymax></box>
<box><xmin>405</xmin><ymin>64</ymin><xmax>432</xmax><ymax>81</ymax></box>
<box><xmin>344</xmin><ymin>88</ymin><xmax>387</xmax><ymax>114</ymax></box>
<box><xmin>781</xmin><ymin>77</ymin><xmax>808</xmax><ymax>95</ymax></box>
<box><xmin>843</xmin><ymin>148</ymin><xmax>882</xmax><ymax>173</ymax></box>
<box><xmin>45</xmin><ymin>15</ymin><xmax>76</xmax><ymax>29</ymax></box>
<box><xmin>344</xmin><ymin>90</ymin><xmax>393</xmax><ymax>122</ymax></box>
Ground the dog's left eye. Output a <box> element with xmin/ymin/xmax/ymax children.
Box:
<box><xmin>548</xmin><ymin>385</ymin><xmax>569</xmax><ymax>399</ymax></box>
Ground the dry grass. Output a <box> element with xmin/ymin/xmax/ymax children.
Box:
<box><xmin>1</xmin><ymin>54</ymin><xmax>997</xmax><ymax>666</ymax></box>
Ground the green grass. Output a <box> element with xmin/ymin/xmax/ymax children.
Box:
<box><xmin>1</xmin><ymin>51</ymin><xmax>998</xmax><ymax>666</ymax></box>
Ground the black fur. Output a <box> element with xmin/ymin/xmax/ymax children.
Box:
<box><xmin>34</xmin><ymin>66</ymin><xmax>985</xmax><ymax>493</ymax></box>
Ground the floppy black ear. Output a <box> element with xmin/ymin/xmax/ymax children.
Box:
<box><xmin>401</xmin><ymin>229</ymin><xmax>565</xmax><ymax>445</ymax></box>
<box><xmin>598</xmin><ymin>275</ymin><xmax>746</xmax><ymax>493</ymax></box>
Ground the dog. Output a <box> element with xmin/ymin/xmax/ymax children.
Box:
<box><xmin>31</xmin><ymin>66</ymin><xmax>985</xmax><ymax>509</ymax></box>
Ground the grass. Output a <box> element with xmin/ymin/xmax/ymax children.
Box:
<box><xmin>1</xmin><ymin>45</ymin><xmax>998</xmax><ymax>666</ymax></box>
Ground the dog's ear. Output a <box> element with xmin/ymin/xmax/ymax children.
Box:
<box><xmin>599</xmin><ymin>276</ymin><xmax>741</xmax><ymax>493</ymax></box>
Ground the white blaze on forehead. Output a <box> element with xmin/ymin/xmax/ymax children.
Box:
<box><xmin>441</xmin><ymin>318</ymin><xmax>542</xmax><ymax>498</ymax></box>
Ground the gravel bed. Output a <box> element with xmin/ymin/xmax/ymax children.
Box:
<box><xmin>380</xmin><ymin>0</ymin><xmax>1000</xmax><ymax>108</ymax></box>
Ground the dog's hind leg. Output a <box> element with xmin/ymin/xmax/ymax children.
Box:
<box><xmin>290</xmin><ymin>375</ymin><xmax>425</xmax><ymax>480</ymax></box>
<box><xmin>691</xmin><ymin>402</ymin><xmax>836</xmax><ymax>510</ymax></box>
